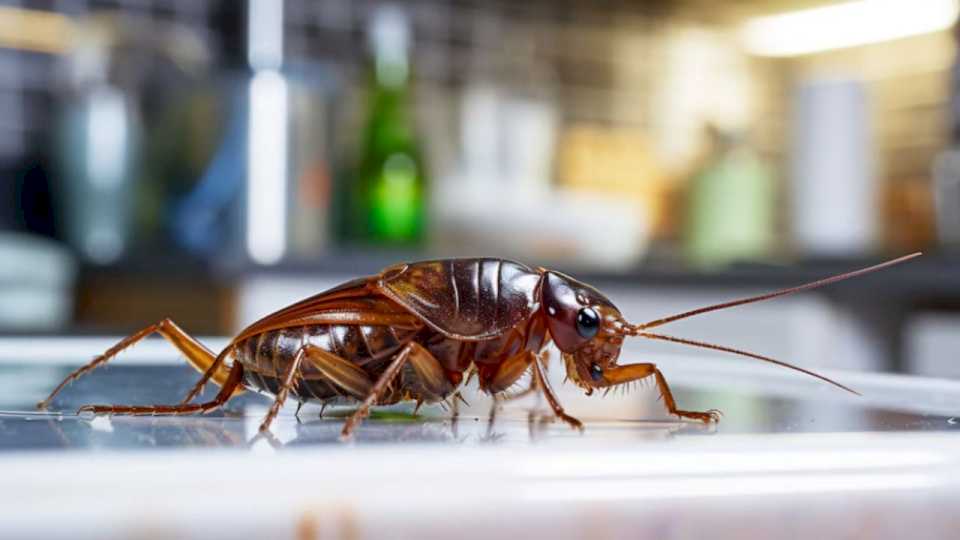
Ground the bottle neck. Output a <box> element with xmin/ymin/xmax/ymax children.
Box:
<box><xmin>374</xmin><ymin>53</ymin><xmax>409</xmax><ymax>90</ymax></box>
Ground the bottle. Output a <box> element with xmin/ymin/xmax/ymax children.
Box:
<box><xmin>684</xmin><ymin>125</ymin><xmax>775</xmax><ymax>268</ymax></box>
<box><xmin>353</xmin><ymin>5</ymin><xmax>426</xmax><ymax>245</ymax></box>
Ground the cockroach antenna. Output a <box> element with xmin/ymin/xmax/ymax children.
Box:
<box><xmin>621</xmin><ymin>252</ymin><xmax>922</xmax><ymax>395</ymax></box>
<box><xmin>636</xmin><ymin>252</ymin><xmax>921</xmax><ymax>331</ymax></box>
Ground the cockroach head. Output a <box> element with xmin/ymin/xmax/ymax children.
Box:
<box><xmin>540</xmin><ymin>271</ymin><xmax>633</xmax><ymax>390</ymax></box>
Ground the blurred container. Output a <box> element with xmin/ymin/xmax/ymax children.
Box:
<box><xmin>684</xmin><ymin>127</ymin><xmax>775</xmax><ymax>268</ymax></box>
<box><xmin>457</xmin><ymin>19</ymin><xmax>558</xmax><ymax>191</ymax></box>
<box><xmin>55</xmin><ymin>54</ymin><xmax>141</xmax><ymax>264</ymax></box>
<box><xmin>433</xmin><ymin>184</ymin><xmax>647</xmax><ymax>270</ymax></box>
<box><xmin>905</xmin><ymin>313</ymin><xmax>960</xmax><ymax>378</ymax></box>
<box><xmin>52</xmin><ymin>15</ymin><xmax>219</xmax><ymax>264</ymax></box>
<box><xmin>0</xmin><ymin>233</ymin><xmax>75</xmax><ymax>329</ymax></box>
<box><xmin>556</xmin><ymin>125</ymin><xmax>665</xmax><ymax>239</ymax></box>
<box><xmin>932</xmin><ymin>22</ymin><xmax>960</xmax><ymax>250</ymax></box>
<box><xmin>882</xmin><ymin>176</ymin><xmax>936</xmax><ymax>252</ymax></box>
<box><xmin>350</xmin><ymin>5</ymin><xmax>426</xmax><ymax>246</ymax></box>
<box><xmin>790</xmin><ymin>78</ymin><xmax>877</xmax><ymax>255</ymax></box>
<box><xmin>933</xmin><ymin>150</ymin><xmax>960</xmax><ymax>247</ymax></box>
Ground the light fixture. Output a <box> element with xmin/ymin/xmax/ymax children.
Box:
<box><xmin>741</xmin><ymin>0</ymin><xmax>960</xmax><ymax>57</ymax></box>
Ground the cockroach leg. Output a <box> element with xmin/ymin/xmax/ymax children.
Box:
<box><xmin>76</xmin><ymin>362</ymin><xmax>244</xmax><ymax>417</ymax></box>
<box><xmin>602</xmin><ymin>363</ymin><xmax>721</xmax><ymax>423</ymax></box>
<box><xmin>483</xmin><ymin>351</ymin><xmax>535</xmax><ymax>395</ymax></box>
<box><xmin>485</xmin><ymin>396</ymin><xmax>501</xmax><ymax>438</ymax></box>
<box><xmin>449</xmin><ymin>395</ymin><xmax>459</xmax><ymax>418</ymax></box>
<box><xmin>303</xmin><ymin>346</ymin><xmax>375</xmax><ymax>400</ymax></box>
<box><xmin>340</xmin><ymin>344</ymin><xmax>413</xmax><ymax>439</ymax></box>
<box><xmin>249</xmin><ymin>428</ymin><xmax>284</xmax><ymax>450</ymax></box>
<box><xmin>340</xmin><ymin>342</ymin><xmax>445</xmax><ymax>439</ymax></box>
<box><xmin>294</xmin><ymin>401</ymin><xmax>305</xmax><ymax>422</ymax></box>
<box><xmin>258</xmin><ymin>348</ymin><xmax>306</xmax><ymax>433</ymax></box>
<box><xmin>530</xmin><ymin>352</ymin><xmax>584</xmax><ymax>432</ymax></box>
<box><xmin>405</xmin><ymin>342</ymin><xmax>457</xmax><ymax>399</ymax></box>
<box><xmin>39</xmin><ymin>318</ymin><xmax>236</xmax><ymax>410</ymax></box>
<box><xmin>652</xmin><ymin>369</ymin><xmax>722</xmax><ymax>423</ymax></box>
<box><xmin>179</xmin><ymin>347</ymin><xmax>238</xmax><ymax>405</ymax></box>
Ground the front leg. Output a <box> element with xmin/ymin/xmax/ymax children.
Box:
<box><xmin>601</xmin><ymin>363</ymin><xmax>721</xmax><ymax>423</ymax></box>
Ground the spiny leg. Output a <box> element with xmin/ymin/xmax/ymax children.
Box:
<box><xmin>652</xmin><ymin>369</ymin><xmax>721</xmax><ymax>423</ymax></box>
<box><xmin>296</xmin><ymin>346</ymin><xmax>385</xmax><ymax>422</ymax></box>
<box><xmin>405</xmin><ymin>342</ymin><xmax>456</xmax><ymax>400</ymax></box>
<box><xmin>340</xmin><ymin>345</ymin><xmax>412</xmax><ymax>439</ymax></box>
<box><xmin>530</xmin><ymin>353</ymin><xmax>583</xmax><ymax>431</ymax></box>
<box><xmin>482</xmin><ymin>351</ymin><xmax>534</xmax><ymax>431</ymax></box>
<box><xmin>482</xmin><ymin>351</ymin><xmax>547</xmax><ymax>432</ymax></box>
<box><xmin>76</xmin><ymin>362</ymin><xmax>244</xmax><ymax>416</ymax></box>
<box><xmin>258</xmin><ymin>348</ymin><xmax>306</xmax><ymax>433</ymax></box>
<box><xmin>39</xmin><ymin>318</ymin><xmax>237</xmax><ymax>409</ymax></box>
<box><xmin>340</xmin><ymin>342</ymin><xmax>447</xmax><ymax>439</ymax></box>
<box><xmin>602</xmin><ymin>363</ymin><xmax>721</xmax><ymax>423</ymax></box>
<box><xmin>295</xmin><ymin>401</ymin><xmax>305</xmax><ymax>421</ymax></box>
<box><xmin>493</xmin><ymin>350</ymin><xmax>549</xmax><ymax>404</ymax></box>
<box><xmin>179</xmin><ymin>346</ymin><xmax>241</xmax><ymax>405</ymax></box>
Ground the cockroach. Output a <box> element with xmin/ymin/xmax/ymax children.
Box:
<box><xmin>38</xmin><ymin>253</ymin><xmax>920</xmax><ymax>439</ymax></box>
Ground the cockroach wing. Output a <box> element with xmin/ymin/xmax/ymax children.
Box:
<box><xmin>378</xmin><ymin>258</ymin><xmax>542</xmax><ymax>341</ymax></box>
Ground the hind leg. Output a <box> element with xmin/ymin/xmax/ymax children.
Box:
<box><xmin>76</xmin><ymin>362</ymin><xmax>244</xmax><ymax>416</ymax></box>
<box><xmin>38</xmin><ymin>318</ymin><xmax>238</xmax><ymax>409</ymax></box>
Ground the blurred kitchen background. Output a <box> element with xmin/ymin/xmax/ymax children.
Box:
<box><xmin>1</xmin><ymin>0</ymin><xmax>959</xmax><ymax>378</ymax></box>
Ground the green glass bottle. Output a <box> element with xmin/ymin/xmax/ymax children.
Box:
<box><xmin>355</xmin><ymin>5</ymin><xmax>426</xmax><ymax>245</ymax></box>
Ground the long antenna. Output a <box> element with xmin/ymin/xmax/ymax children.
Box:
<box><xmin>636</xmin><ymin>331</ymin><xmax>860</xmax><ymax>395</ymax></box>
<box><xmin>637</xmin><ymin>252</ymin><xmax>921</xmax><ymax>331</ymax></box>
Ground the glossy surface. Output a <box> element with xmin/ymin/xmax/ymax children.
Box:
<box><xmin>6</xmin><ymin>339</ymin><xmax>960</xmax><ymax>539</ymax></box>
<box><xmin>6</xmin><ymin>357</ymin><xmax>960</xmax><ymax>451</ymax></box>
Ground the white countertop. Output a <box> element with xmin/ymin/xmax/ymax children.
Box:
<box><xmin>1</xmin><ymin>336</ymin><xmax>959</xmax><ymax>539</ymax></box>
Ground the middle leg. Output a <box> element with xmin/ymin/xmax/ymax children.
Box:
<box><xmin>482</xmin><ymin>351</ymin><xmax>582</xmax><ymax>431</ymax></box>
<box><xmin>340</xmin><ymin>342</ymin><xmax>449</xmax><ymax>440</ymax></box>
<box><xmin>258</xmin><ymin>348</ymin><xmax>306</xmax><ymax>433</ymax></box>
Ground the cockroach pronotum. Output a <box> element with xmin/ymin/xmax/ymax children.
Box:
<box><xmin>38</xmin><ymin>253</ymin><xmax>920</xmax><ymax>439</ymax></box>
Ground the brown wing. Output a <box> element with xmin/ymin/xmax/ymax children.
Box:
<box><xmin>231</xmin><ymin>276</ymin><xmax>422</xmax><ymax>345</ymax></box>
<box><xmin>376</xmin><ymin>258</ymin><xmax>543</xmax><ymax>341</ymax></box>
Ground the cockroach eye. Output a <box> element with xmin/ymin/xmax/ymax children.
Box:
<box><xmin>589</xmin><ymin>363</ymin><xmax>604</xmax><ymax>382</ymax></box>
<box><xmin>576</xmin><ymin>307</ymin><xmax>600</xmax><ymax>339</ymax></box>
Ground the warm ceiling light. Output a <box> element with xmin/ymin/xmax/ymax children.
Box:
<box><xmin>0</xmin><ymin>6</ymin><xmax>73</xmax><ymax>54</ymax></box>
<box><xmin>741</xmin><ymin>0</ymin><xmax>959</xmax><ymax>57</ymax></box>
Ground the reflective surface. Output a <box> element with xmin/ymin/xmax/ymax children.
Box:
<box><xmin>6</xmin><ymin>342</ymin><xmax>960</xmax><ymax>539</ymax></box>
<box><xmin>2</xmin><ymin>358</ymin><xmax>960</xmax><ymax>452</ymax></box>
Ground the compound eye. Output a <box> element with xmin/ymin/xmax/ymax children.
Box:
<box><xmin>576</xmin><ymin>307</ymin><xmax>600</xmax><ymax>339</ymax></box>
<box><xmin>589</xmin><ymin>363</ymin><xmax>604</xmax><ymax>382</ymax></box>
